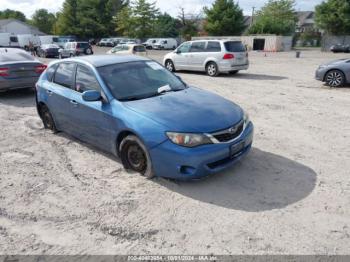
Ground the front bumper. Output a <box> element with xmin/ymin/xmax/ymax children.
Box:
<box><xmin>315</xmin><ymin>67</ymin><xmax>327</xmax><ymax>81</ymax></box>
<box><xmin>149</xmin><ymin>122</ymin><xmax>254</xmax><ymax>180</ymax></box>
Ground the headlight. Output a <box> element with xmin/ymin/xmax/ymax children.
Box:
<box><xmin>166</xmin><ymin>132</ymin><xmax>212</xmax><ymax>147</ymax></box>
<box><xmin>243</xmin><ymin>110</ymin><xmax>250</xmax><ymax>125</ymax></box>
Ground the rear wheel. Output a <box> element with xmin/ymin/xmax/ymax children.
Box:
<box><xmin>325</xmin><ymin>70</ymin><xmax>345</xmax><ymax>87</ymax></box>
<box><xmin>206</xmin><ymin>62</ymin><xmax>219</xmax><ymax>77</ymax></box>
<box><xmin>39</xmin><ymin>105</ymin><xmax>57</xmax><ymax>133</ymax></box>
<box><xmin>85</xmin><ymin>48</ymin><xmax>92</xmax><ymax>55</ymax></box>
<box><xmin>119</xmin><ymin>135</ymin><xmax>155</xmax><ymax>179</ymax></box>
<box><xmin>165</xmin><ymin>60</ymin><xmax>175</xmax><ymax>72</ymax></box>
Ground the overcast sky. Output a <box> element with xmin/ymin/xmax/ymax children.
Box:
<box><xmin>1</xmin><ymin>0</ymin><xmax>324</xmax><ymax>18</ymax></box>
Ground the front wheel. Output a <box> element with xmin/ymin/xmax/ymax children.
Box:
<box><xmin>206</xmin><ymin>62</ymin><xmax>219</xmax><ymax>77</ymax></box>
<box><xmin>165</xmin><ymin>60</ymin><xmax>175</xmax><ymax>72</ymax></box>
<box><xmin>119</xmin><ymin>135</ymin><xmax>155</xmax><ymax>179</ymax></box>
<box><xmin>325</xmin><ymin>70</ymin><xmax>345</xmax><ymax>87</ymax></box>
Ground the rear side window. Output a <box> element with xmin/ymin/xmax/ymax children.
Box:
<box><xmin>190</xmin><ymin>42</ymin><xmax>206</xmax><ymax>52</ymax></box>
<box><xmin>46</xmin><ymin>64</ymin><xmax>58</xmax><ymax>82</ymax></box>
<box><xmin>133</xmin><ymin>45</ymin><xmax>145</xmax><ymax>52</ymax></box>
<box><xmin>206</xmin><ymin>41</ymin><xmax>221</xmax><ymax>52</ymax></box>
<box><xmin>224</xmin><ymin>41</ymin><xmax>246</xmax><ymax>52</ymax></box>
<box><xmin>10</xmin><ymin>36</ymin><xmax>18</xmax><ymax>42</ymax></box>
<box><xmin>75</xmin><ymin>65</ymin><xmax>101</xmax><ymax>93</ymax></box>
<box><xmin>54</xmin><ymin>63</ymin><xmax>75</xmax><ymax>88</ymax></box>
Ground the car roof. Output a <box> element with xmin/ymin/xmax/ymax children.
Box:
<box><xmin>65</xmin><ymin>55</ymin><xmax>150</xmax><ymax>67</ymax></box>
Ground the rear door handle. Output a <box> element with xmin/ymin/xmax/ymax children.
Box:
<box><xmin>70</xmin><ymin>100</ymin><xmax>79</xmax><ymax>107</ymax></box>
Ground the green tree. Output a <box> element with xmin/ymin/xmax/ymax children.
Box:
<box><xmin>56</xmin><ymin>0</ymin><xmax>127</xmax><ymax>38</ymax></box>
<box><xmin>248</xmin><ymin>0</ymin><xmax>297</xmax><ymax>35</ymax></box>
<box><xmin>30</xmin><ymin>9</ymin><xmax>57</xmax><ymax>34</ymax></box>
<box><xmin>133</xmin><ymin>0</ymin><xmax>159</xmax><ymax>38</ymax></box>
<box><xmin>56</xmin><ymin>0</ymin><xmax>79</xmax><ymax>35</ymax></box>
<box><xmin>0</xmin><ymin>9</ymin><xmax>26</xmax><ymax>22</ymax></box>
<box><xmin>204</xmin><ymin>0</ymin><xmax>245</xmax><ymax>36</ymax></box>
<box><xmin>153</xmin><ymin>13</ymin><xmax>179</xmax><ymax>37</ymax></box>
<box><xmin>114</xmin><ymin>5</ymin><xmax>135</xmax><ymax>37</ymax></box>
<box><xmin>315</xmin><ymin>0</ymin><xmax>350</xmax><ymax>35</ymax></box>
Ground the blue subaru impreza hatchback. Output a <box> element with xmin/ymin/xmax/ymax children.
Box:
<box><xmin>36</xmin><ymin>55</ymin><xmax>253</xmax><ymax>180</ymax></box>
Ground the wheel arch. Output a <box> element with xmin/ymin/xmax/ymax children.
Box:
<box><xmin>115</xmin><ymin>130</ymin><xmax>138</xmax><ymax>156</ymax></box>
<box><xmin>323</xmin><ymin>68</ymin><xmax>347</xmax><ymax>82</ymax></box>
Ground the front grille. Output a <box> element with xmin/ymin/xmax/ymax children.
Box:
<box><xmin>212</xmin><ymin>121</ymin><xmax>244</xmax><ymax>142</ymax></box>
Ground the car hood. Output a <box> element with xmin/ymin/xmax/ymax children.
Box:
<box><xmin>323</xmin><ymin>59</ymin><xmax>349</xmax><ymax>66</ymax></box>
<box><xmin>123</xmin><ymin>87</ymin><xmax>243</xmax><ymax>133</ymax></box>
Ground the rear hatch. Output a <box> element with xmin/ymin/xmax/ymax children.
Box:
<box><xmin>223</xmin><ymin>41</ymin><xmax>248</xmax><ymax>66</ymax></box>
<box><xmin>0</xmin><ymin>50</ymin><xmax>45</xmax><ymax>79</ymax></box>
<box><xmin>133</xmin><ymin>45</ymin><xmax>147</xmax><ymax>56</ymax></box>
<box><xmin>76</xmin><ymin>42</ymin><xmax>89</xmax><ymax>53</ymax></box>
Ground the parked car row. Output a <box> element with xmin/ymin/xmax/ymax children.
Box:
<box><xmin>142</xmin><ymin>38</ymin><xmax>178</xmax><ymax>50</ymax></box>
<box><xmin>96</xmin><ymin>37</ymin><xmax>139</xmax><ymax>47</ymax></box>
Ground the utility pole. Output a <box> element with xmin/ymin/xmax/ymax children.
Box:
<box><xmin>251</xmin><ymin>6</ymin><xmax>255</xmax><ymax>26</ymax></box>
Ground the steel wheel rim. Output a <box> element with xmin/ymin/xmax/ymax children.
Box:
<box><xmin>127</xmin><ymin>144</ymin><xmax>147</xmax><ymax>173</ymax></box>
<box><xmin>326</xmin><ymin>71</ymin><xmax>343</xmax><ymax>87</ymax></box>
<box><xmin>208</xmin><ymin>64</ymin><xmax>216</xmax><ymax>75</ymax></box>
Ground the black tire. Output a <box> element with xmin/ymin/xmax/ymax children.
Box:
<box><xmin>39</xmin><ymin>105</ymin><xmax>57</xmax><ymax>133</ymax></box>
<box><xmin>85</xmin><ymin>48</ymin><xmax>92</xmax><ymax>55</ymax></box>
<box><xmin>325</xmin><ymin>70</ymin><xmax>345</xmax><ymax>87</ymax></box>
<box><xmin>206</xmin><ymin>62</ymin><xmax>219</xmax><ymax>77</ymax></box>
<box><xmin>119</xmin><ymin>135</ymin><xmax>155</xmax><ymax>179</ymax></box>
<box><xmin>165</xmin><ymin>60</ymin><xmax>175</xmax><ymax>72</ymax></box>
<box><xmin>230</xmin><ymin>70</ymin><xmax>239</xmax><ymax>75</ymax></box>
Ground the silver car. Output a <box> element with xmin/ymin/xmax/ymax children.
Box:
<box><xmin>163</xmin><ymin>40</ymin><xmax>249</xmax><ymax>77</ymax></box>
<box><xmin>315</xmin><ymin>59</ymin><xmax>350</xmax><ymax>87</ymax></box>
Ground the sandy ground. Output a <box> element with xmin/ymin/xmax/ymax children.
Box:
<box><xmin>0</xmin><ymin>48</ymin><xmax>350</xmax><ymax>255</ymax></box>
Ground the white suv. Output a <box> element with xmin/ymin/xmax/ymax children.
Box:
<box><xmin>163</xmin><ymin>40</ymin><xmax>249</xmax><ymax>77</ymax></box>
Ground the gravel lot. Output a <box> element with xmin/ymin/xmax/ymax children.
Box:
<box><xmin>0</xmin><ymin>47</ymin><xmax>349</xmax><ymax>255</ymax></box>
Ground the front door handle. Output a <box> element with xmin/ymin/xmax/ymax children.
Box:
<box><xmin>70</xmin><ymin>100</ymin><xmax>79</xmax><ymax>107</ymax></box>
<box><xmin>46</xmin><ymin>90</ymin><xmax>53</xmax><ymax>96</ymax></box>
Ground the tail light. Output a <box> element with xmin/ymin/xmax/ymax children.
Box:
<box><xmin>0</xmin><ymin>67</ymin><xmax>9</xmax><ymax>76</ymax></box>
<box><xmin>35</xmin><ymin>65</ymin><xmax>47</xmax><ymax>74</ymax></box>
<box><xmin>223</xmin><ymin>54</ymin><xmax>234</xmax><ymax>59</ymax></box>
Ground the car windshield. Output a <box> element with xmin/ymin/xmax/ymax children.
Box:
<box><xmin>97</xmin><ymin>61</ymin><xmax>187</xmax><ymax>101</ymax></box>
<box><xmin>224</xmin><ymin>41</ymin><xmax>246</xmax><ymax>52</ymax></box>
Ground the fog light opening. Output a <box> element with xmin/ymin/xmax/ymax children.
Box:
<box><xmin>179</xmin><ymin>166</ymin><xmax>196</xmax><ymax>175</ymax></box>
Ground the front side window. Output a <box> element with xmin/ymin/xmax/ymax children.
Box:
<box><xmin>190</xmin><ymin>42</ymin><xmax>206</xmax><ymax>52</ymax></box>
<box><xmin>75</xmin><ymin>65</ymin><xmax>101</xmax><ymax>93</ymax></box>
<box><xmin>46</xmin><ymin>64</ymin><xmax>58</xmax><ymax>82</ymax></box>
<box><xmin>98</xmin><ymin>61</ymin><xmax>186</xmax><ymax>101</ymax></box>
<box><xmin>54</xmin><ymin>63</ymin><xmax>75</xmax><ymax>88</ymax></box>
<box><xmin>10</xmin><ymin>36</ymin><xmax>18</xmax><ymax>42</ymax></box>
<box><xmin>177</xmin><ymin>42</ymin><xmax>191</xmax><ymax>53</ymax></box>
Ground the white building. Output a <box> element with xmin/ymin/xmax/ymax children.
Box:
<box><xmin>0</xmin><ymin>19</ymin><xmax>45</xmax><ymax>35</ymax></box>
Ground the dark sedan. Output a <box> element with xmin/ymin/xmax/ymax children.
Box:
<box><xmin>37</xmin><ymin>44</ymin><xmax>60</xmax><ymax>58</ymax></box>
<box><xmin>0</xmin><ymin>48</ymin><xmax>46</xmax><ymax>92</ymax></box>
<box><xmin>330</xmin><ymin>44</ymin><xmax>350</xmax><ymax>53</ymax></box>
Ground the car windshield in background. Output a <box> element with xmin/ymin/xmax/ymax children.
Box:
<box><xmin>224</xmin><ymin>41</ymin><xmax>246</xmax><ymax>52</ymax></box>
<box><xmin>0</xmin><ymin>49</ymin><xmax>35</xmax><ymax>62</ymax></box>
<box><xmin>98</xmin><ymin>61</ymin><xmax>186</xmax><ymax>101</ymax></box>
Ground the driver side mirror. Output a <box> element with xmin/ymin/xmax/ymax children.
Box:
<box><xmin>176</xmin><ymin>49</ymin><xmax>181</xmax><ymax>54</ymax></box>
<box><xmin>82</xmin><ymin>90</ymin><xmax>101</xmax><ymax>102</ymax></box>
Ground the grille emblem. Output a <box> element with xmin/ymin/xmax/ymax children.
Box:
<box><xmin>229</xmin><ymin>126</ymin><xmax>237</xmax><ymax>133</ymax></box>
